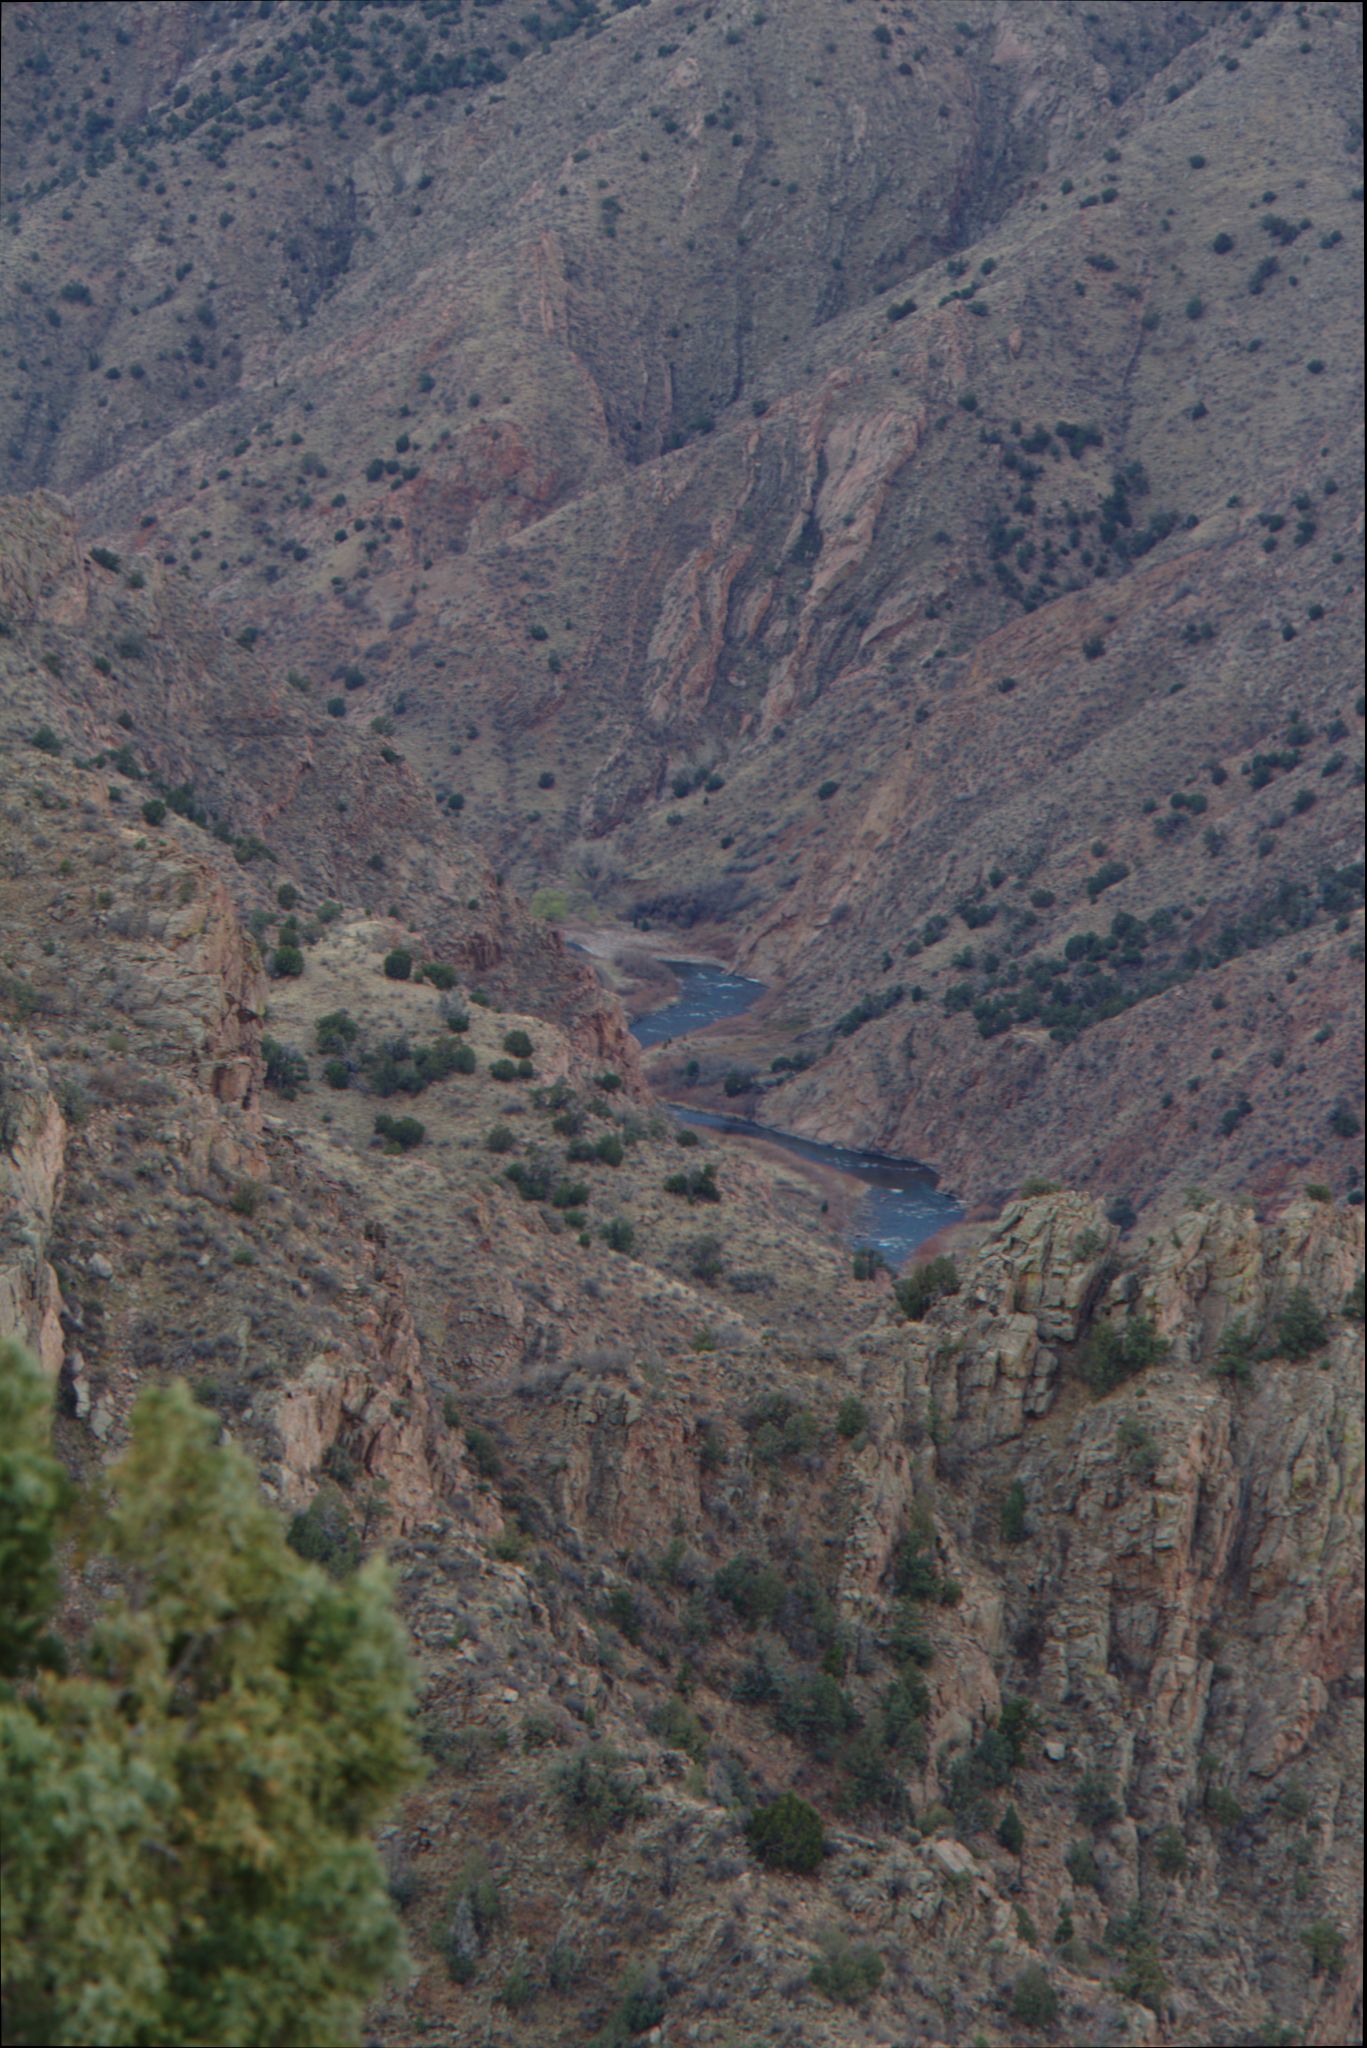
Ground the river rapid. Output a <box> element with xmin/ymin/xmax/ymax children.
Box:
<box><xmin>629</xmin><ymin>960</ymin><xmax>960</xmax><ymax>1268</ymax></box>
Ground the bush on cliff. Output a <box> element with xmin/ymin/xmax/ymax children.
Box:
<box><xmin>1081</xmin><ymin>1314</ymin><xmax>1168</xmax><ymax>1394</ymax></box>
<box><xmin>745</xmin><ymin>1791</ymin><xmax>826</xmax><ymax>1872</ymax></box>
<box><xmin>894</xmin><ymin>1255</ymin><xmax>959</xmax><ymax>1321</ymax></box>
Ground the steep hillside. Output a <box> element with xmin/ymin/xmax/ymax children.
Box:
<box><xmin>0</xmin><ymin>490</ymin><xmax>635</xmax><ymax>1070</ymax></box>
<box><xmin>3</xmin><ymin>0</ymin><xmax>1361</xmax><ymax>1215</ymax></box>
<box><xmin>1</xmin><ymin>5</ymin><xmax>1364</xmax><ymax>2047</ymax></box>
<box><xmin>3</xmin><ymin>768</ymin><xmax>1361</xmax><ymax>2042</ymax></box>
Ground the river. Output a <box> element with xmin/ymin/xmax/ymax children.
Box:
<box><xmin>629</xmin><ymin>959</ymin><xmax>960</xmax><ymax>1267</ymax></box>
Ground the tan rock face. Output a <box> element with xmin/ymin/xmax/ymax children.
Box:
<box><xmin>803</xmin><ymin>1188</ymin><xmax>1363</xmax><ymax>2036</ymax></box>
<box><xmin>271</xmin><ymin>1287</ymin><xmax>499</xmax><ymax>1541</ymax></box>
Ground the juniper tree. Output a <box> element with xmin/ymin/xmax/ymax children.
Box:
<box><xmin>0</xmin><ymin>1343</ymin><xmax>418</xmax><ymax>2048</ymax></box>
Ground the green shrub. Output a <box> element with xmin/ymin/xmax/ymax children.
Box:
<box><xmin>1301</xmin><ymin>1920</ymin><xmax>1345</xmax><ymax>1976</ymax></box>
<box><xmin>836</xmin><ymin>1396</ymin><xmax>870</xmax><ymax>1440</ymax></box>
<box><xmin>603</xmin><ymin>1586</ymin><xmax>641</xmax><ymax>1642</ymax></box>
<box><xmin>1204</xmin><ymin>1782</ymin><xmax>1244</xmax><ymax>1828</ymax></box>
<box><xmin>1272</xmin><ymin>1287</ymin><xmax>1328</xmax><ymax>1360</ymax></box>
<box><xmin>809</xmin><ymin>1928</ymin><xmax>883</xmax><ymax>2004</ymax></box>
<box><xmin>1082</xmin><ymin>1314</ymin><xmax>1168</xmax><ymax>1393</ymax></box>
<box><xmin>834</xmin><ymin>985</ymin><xmax>904</xmax><ymax>1038</ymax></box>
<box><xmin>141</xmin><ymin>798</ymin><xmax>167</xmax><ymax>826</ymax></box>
<box><xmin>285</xmin><ymin>1486</ymin><xmax>359</xmax><ymax>1577</ymax></box>
<box><xmin>545</xmin><ymin>1939</ymin><xmax>584</xmax><ymax>1993</ymax></box>
<box><xmin>374</xmin><ymin>1113</ymin><xmax>424</xmax><ymax>1152</ymax></box>
<box><xmin>485</xmin><ymin>1124</ymin><xmax>516</xmax><ymax>1154</ymax></box>
<box><xmin>1001</xmin><ymin>1479</ymin><xmax>1028</xmax><ymax>1542</ymax></box>
<box><xmin>1116</xmin><ymin>1412</ymin><xmax>1160</xmax><ymax>1481</ymax></box>
<box><xmin>817</xmin><ymin>779</ymin><xmax>840</xmax><ymax>801</ymax></box>
<box><xmin>851</xmin><ymin>1246</ymin><xmax>886</xmax><ymax>1280</ymax></box>
<box><xmin>1012</xmin><ymin>1965</ymin><xmax>1059</xmax><ymax>2028</ymax></box>
<box><xmin>553</xmin><ymin>1748</ymin><xmax>642</xmax><ymax>1839</ymax></box>
<box><xmin>463</xmin><ymin>1426</ymin><xmax>501</xmax><ymax>1479</ymax></box>
<box><xmin>1087</xmin><ymin>859</ymin><xmax>1129</xmax><ymax>900</ymax></box>
<box><xmin>889</xmin><ymin>1600</ymin><xmax>934</xmax><ymax>1667</ymax></box>
<box><xmin>502</xmin><ymin>1028</ymin><xmax>534</xmax><ymax>1059</ymax></box>
<box><xmin>1075</xmin><ymin>1770</ymin><xmax>1122</xmax><ymax>1827</ymax></box>
<box><xmin>646</xmin><ymin>1696</ymin><xmax>706</xmax><ymax>1761</ymax></box>
<box><xmin>1153</xmin><ymin>1823</ymin><xmax>1187</xmax><ymax>1875</ymax></box>
<box><xmin>997</xmin><ymin>1802</ymin><xmax>1025</xmax><ymax>1854</ymax></box>
<box><xmin>836</xmin><ymin>1726</ymin><xmax>903</xmax><ymax>1814</ymax></box>
<box><xmin>998</xmin><ymin>1696</ymin><xmax>1040</xmax><ymax>1768</ymax></box>
<box><xmin>270</xmin><ymin>943</ymin><xmax>304</xmax><ymax>979</ymax></box>
<box><xmin>744</xmin><ymin>1393</ymin><xmax>820</xmax><ymax>1463</ymax></box>
<box><xmin>894</xmin><ymin>1255</ymin><xmax>959</xmax><ymax>1321</ymax></box>
<box><xmin>881</xmin><ymin>1669</ymin><xmax>930</xmax><ymax>1758</ymax></box>
<box><xmin>687</xmin><ymin>1234</ymin><xmax>724</xmax><ymax>1284</ymax></box>
<box><xmin>773</xmin><ymin>1670</ymin><xmax>860</xmax><ymax>1759</ymax></box>
<box><xmin>746</xmin><ymin>1791</ymin><xmax>825</xmax><ymax>1873</ymax></box>
<box><xmin>1064</xmin><ymin>1840</ymin><xmax>1101</xmax><ymax>1889</ymax></box>
<box><xmin>421</xmin><ymin>961</ymin><xmax>457</xmax><ymax>990</ymax></box>
<box><xmin>505</xmin><ymin>1156</ymin><xmax>556</xmax><ymax>1203</ymax></box>
<box><xmin>663</xmin><ymin>1164</ymin><xmax>720</xmax><ymax>1204</ymax></box>
<box><xmin>315</xmin><ymin>1011</ymin><xmax>359</xmax><ymax>1055</ymax></box>
<box><xmin>1115</xmin><ymin>1940</ymin><xmax>1168</xmax><ymax>2012</ymax></box>
<box><xmin>261</xmin><ymin>1038</ymin><xmax>308</xmax><ymax>1098</ymax></box>
<box><xmin>891</xmin><ymin>1528</ymin><xmax>955</xmax><ymax>1604</ymax></box>
<box><xmin>945</xmin><ymin>1724</ymin><xmax>1019</xmax><ymax>1824</ymax></box>
<box><xmin>601</xmin><ymin>1969</ymin><xmax>667</xmax><ymax>2039</ymax></box>
<box><xmin>1212</xmin><ymin>1317</ymin><xmax>1255</xmax><ymax>1382</ymax></box>
<box><xmin>382</xmin><ymin>948</ymin><xmax>413</xmax><ymax>981</ymax></box>
<box><xmin>602</xmin><ymin>1217</ymin><xmax>636</xmax><ymax>1255</ymax></box>
<box><xmin>489</xmin><ymin>1059</ymin><xmax>519</xmax><ymax>1082</ymax></box>
<box><xmin>714</xmin><ymin>1554</ymin><xmax>787</xmax><ymax>1627</ymax></box>
<box><xmin>323</xmin><ymin>1059</ymin><xmax>350</xmax><ymax>1090</ymax></box>
<box><xmin>498</xmin><ymin>1963</ymin><xmax>535</xmax><ymax>2011</ymax></box>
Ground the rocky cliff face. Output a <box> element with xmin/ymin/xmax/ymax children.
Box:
<box><xmin>1</xmin><ymin>732</ymin><xmax>1362</xmax><ymax>2043</ymax></box>
<box><xmin>357</xmin><ymin>1175</ymin><xmax>1361</xmax><ymax>2048</ymax></box>
<box><xmin>0</xmin><ymin>759</ymin><xmax>495</xmax><ymax>1524</ymax></box>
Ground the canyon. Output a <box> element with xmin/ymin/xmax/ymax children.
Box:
<box><xmin>1</xmin><ymin>2</ymin><xmax>1363</xmax><ymax>2044</ymax></box>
